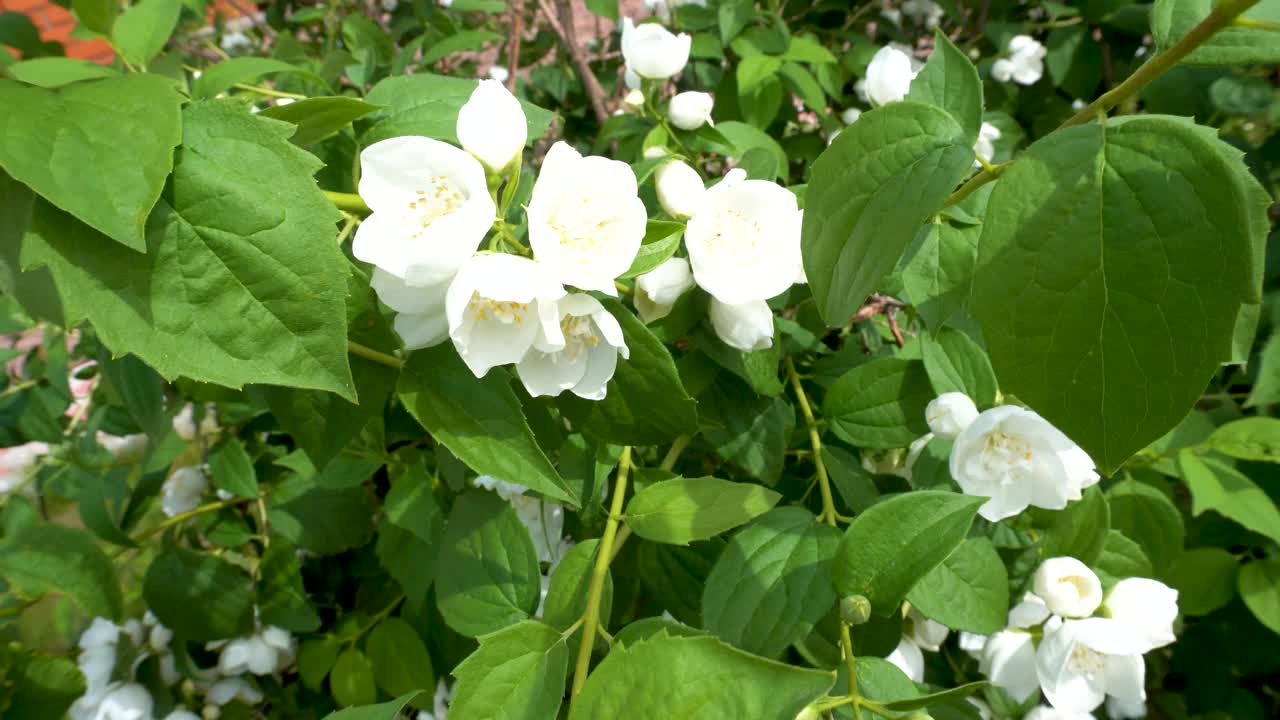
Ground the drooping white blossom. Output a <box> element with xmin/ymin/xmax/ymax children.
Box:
<box><xmin>992</xmin><ymin>35</ymin><xmax>1047</xmax><ymax>85</ymax></box>
<box><xmin>370</xmin><ymin>268</ymin><xmax>451</xmax><ymax>350</ymax></box>
<box><xmin>456</xmin><ymin>79</ymin><xmax>528</xmax><ymax>171</ymax></box>
<box><xmin>654</xmin><ymin>159</ymin><xmax>705</xmax><ymax>219</ymax></box>
<box><xmin>886</xmin><ymin>635</ymin><xmax>925</xmax><ymax>682</ymax></box>
<box><xmin>516</xmin><ymin>294</ymin><xmax>629</xmax><ymax>401</ymax></box>
<box><xmin>840</xmin><ymin>107</ymin><xmax>862</xmax><ymax>125</ymax></box>
<box><xmin>621</xmin><ymin>17</ymin><xmax>691</xmax><ymax>80</ymax></box>
<box><xmin>211</xmin><ymin>624</ymin><xmax>297</xmax><ymax>676</ymax></box>
<box><xmin>709</xmin><ymin>298</ymin><xmax>774</xmax><ymax>352</ymax></box>
<box><xmin>205</xmin><ymin>676</ymin><xmax>265</xmax><ymax>706</ymax></box>
<box><xmin>980</xmin><ymin>629</ymin><xmax>1040</xmax><ymax>702</ymax></box>
<box><xmin>444</xmin><ymin>254</ymin><xmax>567</xmax><ymax>378</ymax></box>
<box><xmin>527</xmin><ymin>142</ymin><xmax>648</xmax><ymax>294</ymax></box>
<box><xmin>416</xmin><ymin>678</ymin><xmax>454</xmax><ymax>720</ymax></box>
<box><xmin>634</xmin><ymin>257</ymin><xmax>695</xmax><ymax>323</ymax></box>
<box><xmin>1023</xmin><ymin>706</ymin><xmax>1097</xmax><ymax>720</ymax></box>
<box><xmin>173</xmin><ymin>402</ymin><xmax>218</xmax><ymax>441</ymax></box>
<box><xmin>948</xmin><ymin>405</ymin><xmax>1100</xmax><ymax>521</ymax></box>
<box><xmin>925</xmin><ymin>392</ymin><xmax>979</xmax><ymax>440</ymax></box>
<box><xmin>161</xmin><ymin>466</ymin><xmax>208</xmax><ymax>517</ymax></box>
<box><xmin>96</xmin><ymin>432</ymin><xmax>148</xmax><ymax>463</ymax></box>
<box><xmin>973</xmin><ymin>121</ymin><xmax>1002</xmax><ymax>167</ymax></box>
<box><xmin>0</xmin><ymin>441</ymin><xmax>49</xmax><ymax>494</ymax></box>
<box><xmin>1035</xmin><ymin>617</ymin><xmax>1147</xmax><ymax>714</ymax></box>
<box><xmin>668</xmin><ymin>91</ymin><xmax>714</xmax><ymax>130</ymax></box>
<box><xmin>864</xmin><ymin>46</ymin><xmax>918</xmax><ymax>106</ymax></box>
<box><xmin>1034</xmin><ymin>557</ymin><xmax>1104</xmax><ymax>619</ymax></box>
<box><xmin>907</xmin><ymin>607</ymin><xmax>949</xmax><ymax>652</ymax></box>
<box><xmin>1101</xmin><ymin>578</ymin><xmax>1179</xmax><ymax>653</ymax></box>
<box><xmin>352</xmin><ymin>136</ymin><xmax>496</xmax><ymax>287</ymax></box>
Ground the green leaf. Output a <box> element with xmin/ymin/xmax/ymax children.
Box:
<box><xmin>193</xmin><ymin>57</ymin><xmax>326</xmax><ymax>99</ymax></box>
<box><xmin>257</xmin><ymin>539</ymin><xmax>322</xmax><ymax>632</ymax></box>
<box><xmin>543</xmin><ymin>539</ymin><xmax>613</xmax><ymax>635</ymax></box>
<box><xmin>1093</xmin><ymin>530</ymin><xmax>1154</xmax><ymax>583</ymax></box>
<box><xmin>72</xmin><ymin>0</ymin><xmax>118</xmax><ymax>34</ymax></box>
<box><xmin>366</xmin><ymin>617</ymin><xmax>434</xmax><ymax>701</ymax></box>
<box><xmin>436</xmin><ymin>491</ymin><xmax>541</xmax><ymax>637</ymax></box>
<box><xmin>6</xmin><ymin>654</ymin><xmax>86</xmax><ymax>718</ymax></box>
<box><xmin>321</xmin><ymin>692</ymin><xmax>423</xmax><ymax>720</ymax></box>
<box><xmin>362</xmin><ymin>73</ymin><xmax>555</xmax><ymax>148</ymax></box>
<box><xmin>209</xmin><ymin>439</ymin><xmax>257</xmax><ymax>498</ymax></box>
<box><xmin>701</xmin><ymin>507</ymin><xmax>841</xmax><ymax>658</ymax></box>
<box><xmin>6</xmin><ymin>58</ymin><xmax>117</xmax><ymax>87</ymax></box>
<box><xmin>920</xmin><ymin>328</ymin><xmax>998</xmax><ymax>407</ymax></box>
<box><xmin>449</xmin><ymin>620</ymin><xmax>568</xmax><ymax>720</ymax></box>
<box><xmin>1167</xmin><ymin>547</ymin><xmax>1238</xmax><ymax>616</ymax></box>
<box><xmin>96</xmin><ymin>353</ymin><xmax>167</xmax><ymax>439</ymax></box>
<box><xmin>1238</xmin><ymin>557</ymin><xmax>1280</xmax><ymax>635</ymax></box>
<box><xmin>585</xmin><ymin>0</ymin><xmax>620</xmax><ymax>19</ymax></box>
<box><xmin>22</xmin><ymin>100</ymin><xmax>356</xmax><ymax>400</ymax></box>
<box><xmin>831</xmin><ymin>491</ymin><xmax>984</xmax><ymax>616</ymax></box>
<box><xmin>568</xmin><ymin>634</ymin><xmax>834</xmax><ymax>720</ymax></box>
<box><xmin>715</xmin><ymin>121</ymin><xmax>788</xmax><ymax>181</ymax></box>
<box><xmin>112</xmin><ymin>0</ymin><xmax>182</xmax><ymax>67</ymax></box>
<box><xmin>972</xmin><ymin>117</ymin><xmax>1264</xmax><ymax>474</ymax></box>
<box><xmin>0</xmin><ymin>74</ymin><xmax>182</xmax><ymax>251</ymax></box>
<box><xmin>0</xmin><ymin>170</ymin><xmax>62</xmax><ymax>323</ymax></box>
<box><xmin>375</xmin><ymin>462</ymin><xmax>445</xmax><ymax>612</ymax></box>
<box><xmin>699</xmin><ymin>378</ymin><xmax>793</xmax><ymax>484</ymax></box>
<box><xmin>1207</xmin><ymin>417</ymin><xmax>1280</xmax><ymax>463</ymax></box>
<box><xmin>397</xmin><ymin>346</ymin><xmax>576</xmax><ymax>505</ymax></box>
<box><xmin>560</xmin><ymin>299</ymin><xmax>698</xmax><ymax>445</ymax></box>
<box><xmin>784</xmin><ymin>36</ymin><xmax>838</xmax><ymax>64</ymax></box>
<box><xmin>898</xmin><ymin>221</ymin><xmax>979</xmax><ymax>331</ymax></box>
<box><xmin>1106</xmin><ymin>479</ymin><xmax>1185</xmax><ymax>575</ymax></box>
<box><xmin>636</xmin><ymin>540</ymin><xmax>723</xmax><ymax>625</ymax></box>
<box><xmin>906</xmin><ymin>537</ymin><xmax>1009</xmax><ymax>634</ymax></box>
<box><xmin>824</xmin><ymin>357</ymin><xmax>933</xmax><ymax>448</ymax></box>
<box><xmin>419</xmin><ymin>29</ymin><xmax>504</xmax><ymax>65</ymax></box>
<box><xmin>143</xmin><ymin>547</ymin><xmax>255</xmax><ymax>641</ymax></box>
<box><xmin>883</xmin><ymin>682</ymin><xmax>989</xmax><ymax>712</ymax></box>
<box><xmin>0</xmin><ymin>523</ymin><xmax>123</xmax><ymax>621</ymax></box>
<box><xmin>331</xmin><ymin>647</ymin><xmax>377</xmax><ymax>707</ymax></box>
<box><xmin>299</xmin><ymin>636</ymin><xmax>343</xmax><ymax>691</ymax></box>
<box><xmin>1152</xmin><ymin>0</ymin><xmax>1280</xmax><ymax>65</ymax></box>
<box><xmin>905</xmin><ymin>31</ymin><xmax>983</xmax><ymax>142</ymax></box>
<box><xmin>625</xmin><ymin>476</ymin><xmax>782</xmax><ymax>545</ymax></box>
<box><xmin>822</xmin><ymin>446</ymin><xmax>880</xmax><ymax>513</ymax></box>
<box><xmin>621</xmin><ymin>220</ymin><xmax>684</xmax><ymax>279</ymax></box>
<box><xmin>269</xmin><ymin>477</ymin><xmax>374</xmax><ymax>556</ymax></box>
<box><xmin>1038</xmin><ymin>485</ymin><xmax>1110</xmax><ymax>566</ymax></box>
<box><xmin>259</xmin><ymin>96</ymin><xmax>384</xmax><ymax>146</ymax></box>
<box><xmin>802</xmin><ymin>102</ymin><xmax>974</xmax><ymax>323</ymax></box>
<box><xmin>1177</xmin><ymin>451</ymin><xmax>1280</xmax><ymax>545</ymax></box>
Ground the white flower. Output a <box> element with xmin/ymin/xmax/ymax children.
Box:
<box><xmin>96</xmin><ymin>432</ymin><xmax>148</xmax><ymax>462</ymax></box>
<box><xmin>907</xmin><ymin>607</ymin><xmax>949</xmax><ymax>652</ymax></box>
<box><xmin>173</xmin><ymin>402</ymin><xmax>218</xmax><ymax>441</ymax></box>
<box><xmin>1107</xmin><ymin>696</ymin><xmax>1147</xmax><ymax>719</ymax></box>
<box><xmin>212</xmin><ymin>625</ymin><xmax>296</xmax><ymax>676</ymax></box>
<box><xmin>654</xmin><ymin>159</ymin><xmax>705</xmax><ymax>219</ymax></box>
<box><xmin>886</xmin><ymin>635</ymin><xmax>925</xmax><ymax>682</ymax></box>
<box><xmin>161</xmin><ymin>466</ymin><xmax>208</xmax><ymax>517</ymax></box>
<box><xmin>958</xmin><ymin>631</ymin><xmax>987</xmax><ymax>659</ymax></box>
<box><xmin>371</xmin><ymin>268</ymin><xmax>451</xmax><ymax>350</ymax></box>
<box><xmin>685</xmin><ymin>169</ymin><xmax>803</xmax><ymax>304</ymax></box>
<box><xmin>621</xmin><ymin>17</ymin><xmax>691</xmax><ymax>79</ymax></box>
<box><xmin>164</xmin><ymin>710</ymin><xmax>202</xmax><ymax>720</ymax></box>
<box><xmin>1101</xmin><ymin>578</ymin><xmax>1178</xmax><ymax>653</ymax></box>
<box><xmin>709</xmin><ymin>298</ymin><xmax>774</xmax><ymax>352</ymax></box>
<box><xmin>205</xmin><ymin>676</ymin><xmax>265</xmax><ymax>706</ymax></box>
<box><xmin>220</xmin><ymin>31</ymin><xmax>251</xmax><ymax>53</ymax></box>
<box><xmin>840</xmin><ymin>107</ymin><xmax>862</xmax><ymax>125</ymax></box>
<box><xmin>1034</xmin><ymin>557</ymin><xmax>1104</xmax><ymax>619</ymax></box>
<box><xmin>95</xmin><ymin>683</ymin><xmax>154</xmax><ymax>720</ymax></box>
<box><xmin>992</xmin><ymin>35</ymin><xmax>1046</xmax><ymax>85</ymax></box>
<box><xmin>352</xmin><ymin>136</ymin><xmax>496</xmax><ymax>286</ymax></box>
<box><xmin>416</xmin><ymin>678</ymin><xmax>453</xmax><ymax>720</ymax></box>
<box><xmin>1008</xmin><ymin>592</ymin><xmax>1052</xmax><ymax>628</ymax></box>
<box><xmin>624</xmin><ymin>89</ymin><xmax>646</xmax><ymax>108</ymax></box>
<box><xmin>527</xmin><ymin>142</ymin><xmax>648</xmax><ymax>294</ymax></box>
<box><xmin>901</xmin><ymin>0</ymin><xmax>944</xmax><ymax>27</ymax></box>
<box><xmin>517</xmin><ymin>294</ymin><xmax>629</xmax><ymax>401</ymax></box>
<box><xmin>973</xmin><ymin>121</ymin><xmax>1001</xmax><ymax>167</ymax></box>
<box><xmin>80</xmin><ymin>618</ymin><xmax>121</xmax><ymax>649</ymax></box>
<box><xmin>925</xmin><ymin>392</ymin><xmax>979</xmax><ymax>440</ymax></box>
<box><xmin>624</xmin><ymin>67</ymin><xmax>642</xmax><ymax>90</ymax></box>
<box><xmin>486</xmin><ymin>65</ymin><xmax>509</xmax><ymax>84</ymax></box>
<box><xmin>0</xmin><ymin>441</ymin><xmax>49</xmax><ymax>494</ymax></box>
<box><xmin>445</xmin><ymin>254</ymin><xmax>566</xmax><ymax>377</ymax></box>
<box><xmin>949</xmin><ymin>405</ymin><xmax>1100</xmax><ymax>521</ymax></box>
<box><xmin>635</xmin><ymin>257</ymin><xmax>695</xmax><ymax>323</ymax></box>
<box><xmin>865</xmin><ymin>46</ymin><xmax>917</xmax><ymax>106</ymax></box>
<box><xmin>980</xmin><ymin>630</ymin><xmax>1040</xmax><ymax>703</ymax></box>
<box><xmin>1035</xmin><ymin>618</ymin><xmax>1146</xmax><ymax>714</ymax></box>
<box><xmin>668</xmin><ymin>91</ymin><xmax>714</xmax><ymax>130</ymax></box>
<box><xmin>1024</xmin><ymin>707</ymin><xmax>1096</xmax><ymax>720</ymax></box>
<box><xmin>457</xmin><ymin>79</ymin><xmax>528</xmax><ymax>172</ymax></box>
<box><xmin>78</xmin><ymin>645</ymin><xmax>117</xmax><ymax>697</ymax></box>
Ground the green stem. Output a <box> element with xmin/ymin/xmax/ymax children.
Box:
<box><xmin>943</xmin><ymin>162</ymin><xmax>1009</xmax><ymax>208</ymax></box>
<box><xmin>348</xmin><ymin>340</ymin><xmax>402</xmax><ymax>369</ymax></box>
<box><xmin>123</xmin><ymin>496</ymin><xmax>256</xmax><ymax>551</ymax></box>
<box><xmin>1060</xmin><ymin>0</ymin><xmax>1262</xmax><ymax>129</ymax></box>
<box><xmin>324</xmin><ymin>191</ymin><xmax>371</xmax><ymax>216</ymax></box>
<box><xmin>1234</xmin><ymin>15</ymin><xmax>1280</xmax><ymax>30</ymax></box>
<box><xmin>785</xmin><ymin>358</ymin><xmax>840</xmax><ymax>526</ymax></box>
<box><xmin>347</xmin><ymin>593</ymin><xmax>406</xmax><ymax>647</ymax></box>
<box><xmin>571</xmin><ymin>446</ymin><xmax>632</xmax><ymax>704</ymax></box>
<box><xmin>659</xmin><ymin>434</ymin><xmax>690</xmax><ymax>472</ymax></box>
<box><xmin>233</xmin><ymin>83</ymin><xmax>306</xmax><ymax>100</ymax></box>
<box><xmin>840</xmin><ymin>624</ymin><xmax>863</xmax><ymax>720</ymax></box>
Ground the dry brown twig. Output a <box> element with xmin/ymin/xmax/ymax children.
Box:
<box><xmin>535</xmin><ymin>0</ymin><xmax>611</xmax><ymax>125</ymax></box>
<box><xmin>507</xmin><ymin>0</ymin><xmax>525</xmax><ymax>92</ymax></box>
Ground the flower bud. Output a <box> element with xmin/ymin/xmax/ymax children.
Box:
<box><xmin>654</xmin><ymin>159</ymin><xmax>705</xmax><ymax>219</ymax></box>
<box><xmin>1101</xmin><ymin>577</ymin><xmax>1178</xmax><ymax>652</ymax></box>
<box><xmin>635</xmin><ymin>257</ymin><xmax>695</xmax><ymax>324</ymax></box>
<box><xmin>795</xmin><ymin>706</ymin><xmax>821</xmax><ymax>720</ymax></box>
<box><xmin>864</xmin><ymin>46</ymin><xmax>916</xmax><ymax>106</ymax></box>
<box><xmin>624</xmin><ymin>89</ymin><xmax>646</xmax><ymax>108</ymax></box>
<box><xmin>1033</xmin><ymin>557</ymin><xmax>1103</xmax><ymax>618</ymax></box>
<box><xmin>840</xmin><ymin>107</ymin><xmax>862</xmax><ymax>125</ymax></box>
<box><xmin>840</xmin><ymin>594</ymin><xmax>872</xmax><ymax>625</ymax></box>
<box><xmin>456</xmin><ymin>79</ymin><xmax>528</xmax><ymax>171</ymax></box>
<box><xmin>668</xmin><ymin>91</ymin><xmax>714</xmax><ymax>130</ymax></box>
<box><xmin>709</xmin><ymin>298</ymin><xmax>774</xmax><ymax>352</ymax></box>
<box><xmin>621</xmin><ymin>17</ymin><xmax>691</xmax><ymax>80</ymax></box>
<box><xmin>925</xmin><ymin>392</ymin><xmax>979</xmax><ymax>439</ymax></box>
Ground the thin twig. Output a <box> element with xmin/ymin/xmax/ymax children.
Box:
<box><xmin>507</xmin><ymin>0</ymin><xmax>525</xmax><ymax>92</ymax></box>
<box><xmin>536</xmin><ymin>0</ymin><xmax>609</xmax><ymax>125</ymax></box>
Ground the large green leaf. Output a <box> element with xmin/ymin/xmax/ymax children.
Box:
<box><xmin>0</xmin><ymin>74</ymin><xmax>182</xmax><ymax>251</ymax></box>
<box><xmin>1106</xmin><ymin>478</ymin><xmax>1185</xmax><ymax>575</ymax></box>
<box><xmin>23</xmin><ymin>101</ymin><xmax>355</xmax><ymax>399</ymax></box>
<box><xmin>906</xmin><ymin>537</ymin><xmax>1008</xmax><ymax>634</ymax></box>
<box><xmin>625</xmin><ymin>476</ymin><xmax>781</xmax><ymax>545</ymax></box>
<box><xmin>0</xmin><ymin>170</ymin><xmax>62</xmax><ymax>323</ymax></box>
<box><xmin>331</xmin><ymin>648</ymin><xmax>377</xmax><ymax>707</ymax></box>
<box><xmin>701</xmin><ymin>507</ymin><xmax>841</xmax><ymax>658</ymax></box>
<box><xmin>1177</xmin><ymin>450</ymin><xmax>1280</xmax><ymax>545</ymax></box>
<box><xmin>1207</xmin><ymin>417</ymin><xmax>1280</xmax><ymax>463</ymax></box>
<box><xmin>1238</xmin><ymin>557</ymin><xmax>1280</xmax><ymax>635</ymax></box>
<box><xmin>920</xmin><ymin>328</ymin><xmax>998</xmax><ymax>408</ymax></box>
<box><xmin>905</xmin><ymin>31</ymin><xmax>983</xmax><ymax>142</ymax></box>
<box><xmin>802</xmin><ymin>102</ymin><xmax>974</xmax><ymax>323</ymax></box>
<box><xmin>397</xmin><ymin>346</ymin><xmax>576</xmax><ymax>505</ymax></box>
<box><xmin>1038</xmin><ymin>485</ymin><xmax>1110</xmax><ymax>566</ymax></box>
<box><xmin>568</xmin><ymin>634</ymin><xmax>834</xmax><ymax>720</ymax></box>
<box><xmin>366</xmin><ymin>617</ymin><xmax>434</xmax><ymax>702</ymax></box>
<box><xmin>1151</xmin><ymin>0</ymin><xmax>1280</xmax><ymax>65</ymax></box>
<box><xmin>898</xmin><ymin>221</ymin><xmax>980</xmax><ymax>331</ymax></box>
<box><xmin>0</xmin><ymin>523</ymin><xmax>123</xmax><ymax>621</ymax></box>
<box><xmin>435</xmin><ymin>491</ymin><xmax>542</xmax><ymax>637</ymax></box>
<box><xmin>192</xmin><ymin>57</ymin><xmax>326</xmax><ymax>99</ymax></box>
<box><xmin>824</xmin><ymin>357</ymin><xmax>933</xmax><ymax>448</ymax></box>
<box><xmin>321</xmin><ymin>693</ymin><xmax>423</xmax><ymax>720</ymax></box>
<box><xmin>1168</xmin><ymin>547</ymin><xmax>1237</xmax><ymax>616</ymax></box>
<box><xmin>375</xmin><ymin>462</ymin><xmax>445</xmax><ymax>612</ymax></box>
<box><xmin>5</xmin><ymin>58</ymin><xmax>117</xmax><ymax>87</ymax></box>
<box><xmin>143</xmin><ymin>547</ymin><xmax>256</xmax><ymax>641</ymax></box>
<box><xmin>449</xmin><ymin>621</ymin><xmax>568</xmax><ymax>720</ymax></box>
<box><xmin>257</xmin><ymin>539</ymin><xmax>321</xmax><ymax>633</ymax></box>
<box><xmin>831</xmin><ymin>491</ymin><xmax>984</xmax><ymax>617</ymax></box>
<box><xmin>112</xmin><ymin>0</ymin><xmax>182</xmax><ymax>67</ymax></box>
<box><xmin>972</xmin><ymin>117</ymin><xmax>1263</xmax><ymax>474</ymax></box>
<box><xmin>259</xmin><ymin>96</ymin><xmax>384</xmax><ymax>146</ymax></box>
<box><xmin>362</xmin><ymin>73</ymin><xmax>555</xmax><ymax>147</ymax></box>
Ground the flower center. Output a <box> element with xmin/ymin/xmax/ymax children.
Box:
<box><xmin>557</xmin><ymin>315</ymin><xmax>600</xmax><ymax>362</ymax></box>
<box><xmin>1067</xmin><ymin>642</ymin><xmax>1106</xmax><ymax>675</ymax></box>
<box><xmin>550</xmin><ymin>195</ymin><xmax>612</xmax><ymax>258</ymax></box>
<box><xmin>978</xmin><ymin>430</ymin><xmax>1035</xmax><ymax>485</ymax></box>
<box><xmin>467</xmin><ymin>293</ymin><xmax>528</xmax><ymax>325</ymax></box>
<box><xmin>404</xmin><ymin>175</ymin><xmax>466</xmax><ymax>230</ymax></box>
<box><xmin>705</xmin><ymin>208</ymin><xmax>764</xmax><ymax>266</ymax></box>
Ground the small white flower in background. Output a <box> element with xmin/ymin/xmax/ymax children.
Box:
<box><xmin>668</xmin><ymin>91</ymin><xmax>714</xmax><ymax>130</ymax></box>
<box><xmin>527</xmin><ymin>141</ymin><xmax>648</xmax><ymax>294</ymax></box>
<box><xmin>925</xmin><ymin>392</ymin><xmax>979</xmax><ymax>440</ymax></box>
<box><xmin>1034</xmin><ymin>557</ymin><xmax>1104</xmax><ymax>619</ymax></box>
<box><xmin>624</xmin><ymin>67</ymin><xmax>642</xmax><ymax>90</ymax></box>
<box><xmin>205</xmin><ymin>676</ymin><xmax>265</xmax><ymax>706</ymax></box>
<box><xmin>517</xmin><ymin>294</ymin><xmax>629</xmax><ymax>401</ymax></box>
<box><xmin>211</xmin><ymin>624</ymin><xmax>296</xmax><ymax>676</ymax></box>
<box><xmin>992</xmin><ymin>35</ymin><xmax>1047</xmax><ymax>85</ymax></box>
<box><xmin>95</xmin><ymin>683</ymin><xmax>154</xmax><ymax>720</ymax></box>
<box><xmin>486</xmin><ymin>65</ymin><xmax>509</xmax><ymax>84</ymax></box>
<box><xmin>907</xmin><ymin>607</ymin><xmax>949</xmax><ymax>652</ymax></box>
<box><xmin>220</xmin><ymin>31</ymin><xmax>252</xmax><ymax>53</ymax></box>
<box><xmin>76</xmin><ymin>620</ymin><xmax>120</xmax><ymax>702</ymax></box>
<box><xmin>457</xmin><ymin>79</ymin><xmax>528</xmax><ymax>172</ymax></box>
<box><xmin>173</xmin><ymin>402</ymin><xmax>218</xmax><ymax>441</ymax></box>
<box><xmin>1101</xmin><ymin>578</ymin><xmax>1179</xmax><ymax>652</ymax></box>
<box><xmin>416</xmin><ymin>678</ymin><xmax>454</xmax><ymax>720</ymax></box>
<box><xmin>980</xmin><ymin>629</ymin><xmax>1040</xmax><ymax>703</ymax></box>
<box><xmin>445</xmin><ymin>254</ymin><xmax>566</xmax><ymax>377</ymax></box>
<box><xmin>143</xmin><ymin>611</ymin><xmax>174</xmax><ymax>654</ymax></box>
<box><xmin>1071</xmin><ymin>98</ymin><xmax>1088</xmax><ymax>111</ymax></box>
<box><xmin>685</xmin><ymin>169</ymin><xmax>803</xmax><ymax>305</ymax></box>
<box><xmin>381</xmin><ymin>0</ymin><xmax>399</xmax><ymax>10</ymax></box>
<box><xmin>621</xmin><ymin>17</ymin><xmax>691</xmax><ymax>80</ymax></box>
<box><xmin>165</xmin><ymin>709</ymin><xmax>203</xmax><ymax>720</ymax></box>
<box><xmin>973</xmin><ymin>121</ymin><xmax>1001</xmax><ymax>168</ymax></box>
<box><xmin>352</xmin><ymin>136</ymin><xmax>496</xmax><ymax>287</ymax></box>
<box><xmin>840</xmin><ymin>107</ymin><xmax>862</xmax><ymax>125</ymax></box>
<box><xmin>66</xmin><ymin>360</ymin><xmax>98</xmax><ymax>421</ymax></box>
<box><xmin>1035</xmin><ymin>617</ymin><xmax>1147</xmax><ymax>714</ymax></box>
<box><xmin>948</xmin><ymin>405</ymin><xmax>1100</xmax><ymax>521</ymax></box>
<box><xmin>1107</xmin><ymin>695</ymin><xmax>1147</xmax><ymax>719</ymax></box>
<box><xmin>709</xmin><ymin>298</ymin><xmax>774</xmax><ymax>352</ymax></box>
<box><xmin>1023</xmin><ymin>707</ymin><xmax>1096</xmax><ymax>720</ymax></box>
<box><xmin>958</xmin><ymin>631</ymin><xmax>987</xmax><ymax>659</ymax></box>
<box><xmin>96</xmin><ymin>432</ymin><xmax>148</xmax><ymax>463</ymax></box>
<box><xmin>901</xmin><ymin>0</ymin><xmax>944</xmax><ymax>28</ymax></box>
<box><xmin>475</xmin><ymin>475</ymin><xmax>568</xmax><ymax>564</ymax></box>
<box><xmin>162</xmin><ymin>466</ymin><xmax>208</xmax><ymax>517</ymax></box>
<box><xmin>635</xmin><ymin>257</ymin><xmax>695</xmax><ymax>323</ymax></box>
<box><xmin>864</xmin><ymin>46</ymin><xmax>918</xmax><ymax>106</ymax></box>
<box><xmin>654</xmin><ymin>159</ymin><xmax>705</xmax><ymax>219</ymax></box>
<box><xmin>886</xmin><ymin>635</ymin><xmax>925</xmax><ymax>682</ymax></box>
<box><xmin>624</xmin><ymin>89</ymin><xmax>646</xmax><ymax>108</ymax></box>
<box><xmin>370</xmin><ymin>269</ymin><xmax>451</xmax><ymax>351</ymax></box>
<box><xmin>0</xmin><ymin>441</ymin><xmax>50</xmax><ymax>494</ymax></box>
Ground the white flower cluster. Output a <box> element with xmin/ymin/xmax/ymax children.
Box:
<box><xmin>70</xmin><ymin>612</ymin><xmax>297</xmax><ymax>720</ymax></box>
<box><xmin>992</xmin><ymin>35</ymin><xmax>1047</xmax><ymax>85</ymax></box>
<box><xmin>966</xmin><ymin>558</ymin><xmax>1179</xmax><ymax>716</ymax></box>
<box><xmin>355</xmin><ymin>81</ymin><xmax>634</xmax><ymax>401</ymax></box>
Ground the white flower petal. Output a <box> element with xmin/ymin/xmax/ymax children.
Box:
<box><xmin>457</xmin><ymin>79</ymin><xmax>528</xmax><ymax>170</ymax></box>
